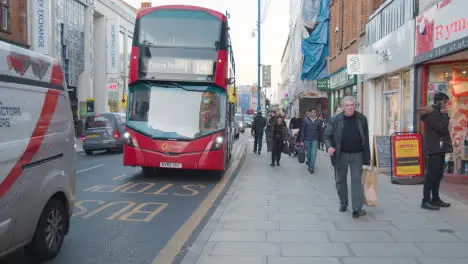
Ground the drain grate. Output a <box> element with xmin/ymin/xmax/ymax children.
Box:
<box><xmin>436</xmin><ymin>229</ymin><xmax>455</xmax><ymax>233</ymax></box>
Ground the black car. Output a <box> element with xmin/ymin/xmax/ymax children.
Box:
<box><xmin>82</xmin><ymin>112</ymin><xmax>126</xmax><ymax>155</ymax></box>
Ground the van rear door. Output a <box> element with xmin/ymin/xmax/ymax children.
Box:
<box><xmin>84</xmin><ymin>114</ymin><xmax>117</xmax><ymax>144</ymax></box>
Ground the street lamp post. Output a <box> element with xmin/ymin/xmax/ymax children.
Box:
<box><xmin>257</xmin><ymin>0</ymin><xmax>261</xmax><ymax>112</ymax></box>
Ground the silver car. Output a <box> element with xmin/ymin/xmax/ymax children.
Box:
<box><xmin>82</xmin><ymin>113</ymin><xmax>126</xmax><ymax>155</ymax></box>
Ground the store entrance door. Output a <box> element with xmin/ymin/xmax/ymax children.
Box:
<box><xmin>384</xmin><ymin>92</ymin><xmax>399</xmax><ymax>135</ymax></box>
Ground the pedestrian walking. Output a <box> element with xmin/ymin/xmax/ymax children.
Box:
<box><xmin>324</xmin><ymin>96</ymin><xmax>371</xmax><ymax>218</ymax></box>
<box><xmin>419</xmin><ymin>92</ymin><xmax>453</xmax><ymax>210</ymax></box>
<box><xmin>299</xmin><ymin>109</ymin><xmax>321</xmax><ymax>173</ymax></box>
<box><xmin>271</xmin><ymin>116</ymin><xmax>287</xmax><ymax>167</ymax></box>
<box><xmin>251</xmin><ymin>111</ymin><xmax>267</xmax><ymax>155</ymax></box>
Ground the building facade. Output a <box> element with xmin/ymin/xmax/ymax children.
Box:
<box><xmin>327</xmin><ymin>0</ymin><xmax>384</xmax><ymax>114</ymax></box>
<box><xmin>414</xmin><ymin>0</ymin><xmax>468</xmax><ymax>177</ymax></box>
<box><xmin>93</xmin><ymin>0</ymin><xmax>136</xmax><ymax>115</ymax></box>
<box><xmin>29</xmin><ymin>0</ymin><xmax>136</xmax><ymax>134</ymax></box>
<box><xmin>359</xmin><ymin>0</ymin><xmax>416</xmax><ymax>149</ymax></box>
<box><xmin>0</xmin><ymin>0</ymin><xmax>28</xmax><ymax>48</ymax></box>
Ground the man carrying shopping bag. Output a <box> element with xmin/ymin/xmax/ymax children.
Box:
<box><xmin>324</xmin><ymin>96</ymin><xmax>371</xmax><ymax>218</ymax></box>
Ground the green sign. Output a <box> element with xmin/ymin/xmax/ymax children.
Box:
<box><xmin>317</xmin><ymin>78</ymin><xmax>329</xmax><ymax>90</ymax></box>
<box><xmin>329</xmin><ymin>67</ymin><xmax>356</xmax><ymax>90</ymax></box>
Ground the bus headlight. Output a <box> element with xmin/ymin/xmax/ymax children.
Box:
<box><xmin>211</xmin><ymin>136</ymin><xmax>224</xmax><ymax>150</ymax></box>
<box><xmin>123</xmin><ymin>132</ymin><xmax>134</xmax><ymax>146</ymax></box>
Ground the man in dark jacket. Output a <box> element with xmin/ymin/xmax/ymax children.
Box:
<box><xmin>299</xmin><ymin>109</ymin><xmax>322</xmax><ymax>173</ymax></box>
<box><xmin>251</xmin><ymin>111</ymin><xmax>267</xmax><ymax>154</ymax></box>
<box><xmin>420</xmin><ymin>92</ymin><xmax>452</xmax><ymax>210</ymax></box>
<box><xmin>324</xmin><ymin>96</ymin><xmax>370</xmax><ymax>218</ymax></box>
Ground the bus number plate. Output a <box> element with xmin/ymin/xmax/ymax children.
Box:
<box><xmin>160</xmin><ymin>162</ymin><xmax>182</xmax><ymax>168</ymax></box>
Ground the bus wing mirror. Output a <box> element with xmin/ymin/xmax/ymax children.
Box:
<box><xmin>228</xmin><ymin>77</ymin><xmax>235</xmax><ymax>84</ymax></box>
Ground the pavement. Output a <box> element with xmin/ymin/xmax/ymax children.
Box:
<box><xmin>179</xmin><ymin>140</ymin><xmax>468</xmax><ymax>264</ymax></box>
<box><xmin>2</xmin><ymin>135</ymin><xmax>247</xmax><ymax>264</ymax></box>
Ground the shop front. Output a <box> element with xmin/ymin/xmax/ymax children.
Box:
<box><xmin>361</xmin><ymin>18</ymin><xmax>416</xmax><ymax>137</ymax></box>
<box><xmin>328</xmin><ymin>67</ymin><xmax>357</xmax><ymax>114</ymax></box>
<box><xmin>415</xmin><ymin>0</ymin><xmax>468</xmax><ymax>177</ymax></box>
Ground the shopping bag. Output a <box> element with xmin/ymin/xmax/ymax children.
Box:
<box><xmin>362</xmin><ymin>167</ymin><xmax>378</xmax><ymax>206</ymax></box>
<box><xmin>297</xmin><ymin>146</ymin><xmax>306</xmax><ymax>163</ymax></box>
<box><xmin>282</xmin><ymin>141</ymin><xmax>290</xmax><ymax>155</ymax></box>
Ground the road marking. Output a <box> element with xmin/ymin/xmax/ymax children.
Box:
<box><xmin>152</xmin><ymin>140</ymin><xmax>247</xmax><ymax>264</ymax></box>
<box><xmin>77</xmin><ymin>164</ymin><xmax>104</xmax><ymax>174</ymax></box>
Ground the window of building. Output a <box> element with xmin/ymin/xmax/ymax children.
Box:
<box><xmin>366</xmin><ymin>0</ymin><xmax>414</xmax><ymax>46</ymax></box>
<box><xmin>56</xmin><ymin>0</ymin><xmax>85</xmax><ymax>87</ymax></box>
<box><xmin>427</xmin><ymin>63</ymin><xmax>468</xmax><ymax>175</ymax></box>
<box><xmin>1</xmin><ymin>0</ymin><xmax>8</xmax><ymax>31</ymax></box>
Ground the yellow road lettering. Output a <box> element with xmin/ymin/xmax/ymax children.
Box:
<box><xmin>118</xmin><ymin>202</ymin><xmax>168</xmax><ymax>222</ymax></box>
<box><xmin>145</xmin><ymin>184</ymin><xmax>173</xmax><ymax>195</ymax></box>
<box><xmin>174</xmin><ymin>185</ymin><xmax>206</xmax><ymax>196</ymax></box>
<box><xmin>73</xmin><ymin>200</ymin><xmax>105</xmax><ymax>217</ymax></box>
<box><xmin>120</xmin><ymin>182</ymin><xmax>157</xmax><ymax>193</ymax></box>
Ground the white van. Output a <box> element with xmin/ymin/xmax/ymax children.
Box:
<box><xmin>0</xmin><ymin>41</ymin><xmax>75</xmax><ymax>261</ymax></box>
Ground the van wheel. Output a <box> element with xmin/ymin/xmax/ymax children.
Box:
<box><xmin>25</xmin><ymin>199</ymin><xmax>67</xmax><ymax>261</ymax></box>
<box><xmin>85</xmin><ymin>150</ymin><xmax>93</xmax><ymax>155</ymax></box>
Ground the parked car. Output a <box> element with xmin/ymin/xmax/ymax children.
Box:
<box><xmin>0</xmin><ymin>41</ymin><xmax>75</xmax><ymax>261</ymax></box>
<box><xmin>82</xmin><ymin>113</ymin><xmax>126</xmax><ymax>155</ymax></box>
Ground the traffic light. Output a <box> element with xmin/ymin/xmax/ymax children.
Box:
<box><xmin>265</xmin><ymin>99</ymin><xmax>270</xmax><ymax>109</ymax></box>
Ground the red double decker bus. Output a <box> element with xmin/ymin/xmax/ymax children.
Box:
<box><xmin>123</xmin><ymin>5</ymin><xmax>236</xmax><ymax>174</ymax></box>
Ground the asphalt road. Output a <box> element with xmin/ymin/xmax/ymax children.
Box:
<box><xmin>2</xmin><ymin>134</ymin><xmax>247</xmax><ymax>264</ymax></box>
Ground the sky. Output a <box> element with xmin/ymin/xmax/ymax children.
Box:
<box><xmin>124</xmin><ymin>0</ymin><xmax>290</xmax><ymax>99</ymax></box>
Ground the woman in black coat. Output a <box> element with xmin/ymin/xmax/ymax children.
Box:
<box><xmin>271</xmin><ymin>116</ymin><xmax>288</xmax><ymax>167</ymax></box>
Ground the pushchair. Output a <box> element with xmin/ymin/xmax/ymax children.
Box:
<box><xmin>288</xmin><ymin>128</ymin><xmax>300</xmax><ymax>157</ymax></box>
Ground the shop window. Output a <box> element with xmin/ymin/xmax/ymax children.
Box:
<box><xmin>427</xmin><ymin>63</ymin><xmax>468</xmax><ymax>175</ymax></box>
<box><xmin>387</xmin><ymin>74</ymin><xmax>400</xmax><ymax>91</ymax></box>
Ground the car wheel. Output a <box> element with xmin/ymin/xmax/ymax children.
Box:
<box><xmin>25</xmin><ymin>199</ymin><xmax>67</xmax><ymax>261</ymax></box>
<box><xmin>85</xmin><ymin>150</ymin><xmax>93</xmax><ymax>155</ymax></box>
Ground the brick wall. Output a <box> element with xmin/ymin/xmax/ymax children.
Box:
<box><xmin>328</xmin><ymin>0</ymin><xmax>385</xmax><ymax>74</ymax></box>
<box><xmin>0</xmin><ymin>0</ymin><xmax>28</xmax><ymax>48</ymax></box>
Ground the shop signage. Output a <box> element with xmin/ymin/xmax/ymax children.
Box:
<box><xmin>107</xmin><ymin>19</ymin><xmax>119</xmax><ymax>74</ymax></box>
<box><xmin>317</xmin><ymin>78</ymin><xmax>328</xmax><ymax>90</ymax></box>
<box><xmin>33</xmin><ymin>0</ymin><xmax>49</xmax><ymax>55</ymax></box>
<box><xmin>415</xmin><ymin>0</ymin><xmax>468</xmax><ymax>63</ymax></box>
<box><xmin>329</xmin><ymin>68</ymin><xmax>356</xmax><ymax>90</ymax></box>
<box><xmin>391</xmin><ymin>133</ymin><xmax>423</xmax><ymax>177</ymax></box>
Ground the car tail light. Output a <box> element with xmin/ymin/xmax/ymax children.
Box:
<box><xmin>129</xmin><ymin>47</ymin><xmax>139</xmax><ymax>84</ymax></box>
<box><xmin>210</xmin><ymin>135</ymin><xmax>224</xmax><ymax>150</ymax></box>
<box><xmin>113</xmin><ymin>130</ymin><xmax>120</xmax><ymax>139</ymax></box>
<box><xmin>81</xmin><ymin>133</ymin><xmax>85</xmax><ymax>140</ymax></box>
